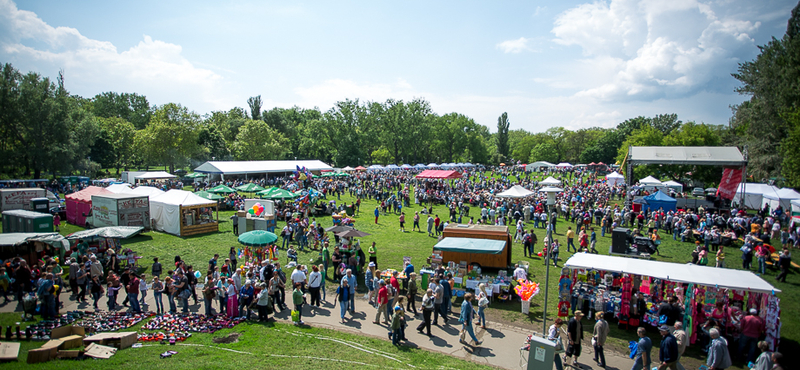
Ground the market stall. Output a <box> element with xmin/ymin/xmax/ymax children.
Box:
<box><xmin>415</xmin><ymin>170</ymin><xmax>462</xmax><ymax>179</ymax></box>
<box><xmin>636</xmin><ymin>190</ymin><xmax>677</xmax><ymax>213</ymax></box>
<box><xmin>605</xmin><ymin>172</ymin><xmax>625</xmax><ymax>187</ymax></box>
<box><xmin>133</xmin><ymin>171</ymin><xmax>176</xmax><ymax>184</ymax></box>
<box><xmin>91</xmin><ymin>193</ymin><xmax>150</xmax><ymax>228</ymax></box>
<box><xmin>150</xmin><ymin>190</ymin><xmax>218</xmax><ymax>237</ymax></box>
<box><xmin>0</xmin><ymin>232</ymin><xmax>68</xmax><ymax>265</ymax></box>
<box><xmin>65</xmin><ymin>186</ymin><xmax>112</xmax><ymax>226</ymax></box>
<box><xmin>66</xmin><ymin>226</ymin><xmax>145</xmax><ymax>269</ymax></box>
<box><xmin>436</xmin><ymin>224</ymin><xmax>512</xmax><ymax>269</ymax></box>
<box><xmin>562</xmin><ymin>253</ymin><xmax>782</xmax><ymax>351</ymax></box>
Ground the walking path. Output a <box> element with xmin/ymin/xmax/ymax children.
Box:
<box><xmin>0</xmin><ymin>291</ymin><xmax>637</xmax><ymax>370</ymax></box>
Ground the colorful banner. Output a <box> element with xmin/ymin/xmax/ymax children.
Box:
<box><xmin>717</xmin><ymin>167</ymin><xmax>743</xmax><ymax>200</ymax></box>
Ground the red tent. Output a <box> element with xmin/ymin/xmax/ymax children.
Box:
<box><xmin>416</xmin><ymin>170</ymin><xmax>462</xmax><ymax>179</ymax></box>
<box><xmin>355</xmin><ymin>166</ymin><xmax>366</xmax><ymax>171</ymax></box>
<box><xmin>66</xmin><ymin>186</ymin><xmax>112</xmax><ymax>225</ymax></box>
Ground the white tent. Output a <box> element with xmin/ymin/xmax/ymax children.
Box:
<box><xmin>555</xmin><ymin>162</ymin><xmax>573</xmax><ymax>168</ymax></box>
<box><xmin>150</xmin><ymin>190</ymin><xmax>217</xmax><ymax>236</ymax></box>
<box><xmin>134</xmin><ymin>171</ymin><xmax>177</xmax><ymax>180</ymax></box>
<box><xmin>526</xmin><ymin>161</ymin><xmax>555</xmax><ymax>172</ymax></box>
<box><xmin>341</xmin><ymin>166</ymin><xmax>355</xmax><ymax>172</ymax></box>
<box><xmin>792</xmin><ymin>199</ymin><xmax>800</xmax><ymax>216</ymax></box>
<box><xmin>105</xmin><ymin>183</ymin><xmax>132</xmax><ymax>193</ymax></box>
<box><xmin>763</xmin><ymin>187</ymin><xmax>800</xmax><ymax>211</ymax></box>
<box><xmin>638</xmin><ymin>176</ymin><xmax>662</xmax><ymax>185</ymax></box>
<box><xmin>605</xmin><ymin>172</ymin><xmax>625</xmax><ymax>187</ymax></box>
<box><xmin>540</xmin><ymin>176</ymin><xmax>562</xmax><ymax>186</ymax></box>
<box><xmin>127</xmin><ymin>186</ymin><xmax>166</xmax><ymax>198</ymax></box>
<box><xmin>564</xmin><ymin>253</ymin><xmax>780</xmax><ymax>294</ymax></box>
<box><xmin>734</xmin><ymin>183</ymin><xmax>780</xmax><ymax>210</ymax></box>
<box><xmin>497</xmin><ymin>185</ymin><xmax>534</xmax><ymax>198</ymax></box>
<box><xmin>194</xmin><ymin>160</ymin><xmax>333</xmax><ymax>176</ymax></box>
<box><xmin>662</xmin><ymin>180</ymin><xmax>683</xmax><ymax>193</ymax></box>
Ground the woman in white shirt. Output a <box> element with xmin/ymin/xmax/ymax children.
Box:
<box><xmin>308</xmin><ymin>265</ymin><xmax>322</xmax><ymax>307</ymax></box>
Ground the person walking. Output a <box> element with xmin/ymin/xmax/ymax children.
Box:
<box><xmin>416</xmin><ymin>289</ymin><xmax>434</xmax><ymax>336</ymax></box>
<box><xmin>592</xmin><ymin>311</ymin><xmax>609</xmax><ymax>368</ymax></box>
<box><xmin>458</xmin><ymin>292</ymin><xmax>482</xmax><ymax>346</ymax></box>
<box><xmin>342</xmin><ymin>269</ymin><xmax>357</xmax><ymax>313</ymax></box>
<box><xmin>476</xmin><ymin>283</ymin><xmax>489</xmax><ymax>329</ymax></box>
<box><xmin>413</xmin><ymin>211</ymin><xmax>420</xmax><ymax>232</ymax></box>
<box><xmin>399</xmin><ymin>212</ymin><xmax>405</xmax><ymax>232</ymax></box>
<box><xmin>776</xmin><ymin>247</ymin><xmax>791</xmax><ymax>282</ymax></box>
<box><xmin>374</xmin><ymin>207</ymin><xmax>380</xmax><ymax>224</ymax></box>
<box><xmin>566</xmin><ymin>311</ymin><xmax>584</xmax><ymax>366</ymax></box>
<box><xmin>431</xmin><ymin>278</ymin><xmax>444</xmax><ymax>325</ymax></box>
<box><xmin>406</xmin><ymin>272</ymin><xmax>418</xmax><ymax>315</ymax></box>
<box><xmin>308</xmin><ymin>265</ymin><xmax>322</xmax><ymax>307</ymax></box>
<box><xmin>657</xmin><ymin>325</ymin><xmax>679</xmax><ymax>370</ymax></box>
<box><xmin>706</xmin><ymin>328</ymin><xmax>732</xmax><ymax>370</ymax></box>
<box><xmin>374</xmin><ymin>280</ymin><xmax>390</xmax><ymax>324</ymax></box>
<box><xmin>427</xmin><ymin>215</ymin><xmax>435</xmax><ymax>236</ymax></box>
<box><xmin>631</xmin><ymin>327</ymin><xmax>652</xmax><ymax>370</ymax></box>
<box><xmin>566</xmin><ymin>227</ymin><xmax>576</xmax><ymax>252</ymax></box>
<box><xmin>336</xmin><ymin>278</ymin><xmax>351</xmax><ymax>323</ymax></box>
<box><xmin>673</xmin><ymin>322</ymin><xmax>687</xmax><ymax>370</ymax></box>
<box><xmin>292</xmin><ymin>282</ymin><xmax>305</xmax><ymax>325</ymax></box>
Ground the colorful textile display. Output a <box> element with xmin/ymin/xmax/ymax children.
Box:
<box><xmin>75</xmin><ymin>311</ymin><xmax>154</xmax><ymax>333</ymax></box>
<box><xmin>142</xmin><ymin>313</ymin><xmax>244</xmax><ymax>334</ymax></box>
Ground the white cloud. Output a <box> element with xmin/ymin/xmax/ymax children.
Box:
<box><xmin>551</xmin><ymin>0</ymin><xmax>760</xmax><ymax>102</ymax></box>
<box><xmin>534</xmin><ymin>6</ymin><xmax>547</xmax><ymax>17</ymax></box>
<box><xmin>496</xmin><ymin>37</ymin><xmax>532</xmax><ymax>53</ymax></box>
<box><xmin>0</xmin><ymin>0</ymin><xmax>236</xmax><ymax>111</ymax></box>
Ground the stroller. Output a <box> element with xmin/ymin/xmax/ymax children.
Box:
<box><xmin>22</xmin><ymin>293</ymin><xmax>38</xmax><ymax>321</ymax></box>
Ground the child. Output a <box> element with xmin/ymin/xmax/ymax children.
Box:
<box><xmin>139</xmin><ymin>273</ymin><xmax>148</xmax><ymax>305</ymax></box>
<box><xmin>390</xmin><ymin>306</ymin><xmax>404</xmax><ymax>345</ymax></box>
<box><xmin>151</xmin><ymin>276</ymin><xmax>164</xmax><ymax>314</ymax></box>
<box><xmin>292</xmin><ymin>283</ymin><xmax>305</xmax><ymax>325</ymax></box>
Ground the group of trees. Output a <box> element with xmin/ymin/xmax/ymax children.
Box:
<box><xmin>1</xmin><ymin>3</ymin><xmax>798</xmax><ymax>185</ymax></box>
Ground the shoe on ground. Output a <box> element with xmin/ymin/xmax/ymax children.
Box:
<box><xmin>475</xmin><ymin>340</ymin><xmax>482</xmax><ymax>346</ymax></box>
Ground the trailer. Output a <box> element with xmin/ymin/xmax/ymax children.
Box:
<box><xmin>0</xmin><ymin>188</ymin><xmax>46</xmax><ymax>212</ymax></box>
<box><xmin>121</xmin><ymin>171</ymin><xmax>147</xmax><ymax>184</ymax></box>
<box><xmin>436</xmin><ymin>224</ymin><xmax>512</xmax><ymax>269</ymax></box>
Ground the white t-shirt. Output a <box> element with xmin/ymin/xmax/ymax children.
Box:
<box><xmin>308</xmin><ymin>271</ymin><xmax>322</xmax><ymax>288</ymax></box>
<box><xmin>514</xmin><ymin>267</ymin><xmax>527</xmax><ymax>281</ymax></box>
<box><xmin>291</xmin><ymin>269</ymin><xmax>306</xmax><ymax>284</ymax></box>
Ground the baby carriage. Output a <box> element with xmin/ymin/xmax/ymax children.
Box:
<box><xmin>22</xmin><ymin>293</ymin><xmax>38</xmax><ymax>321</ymax></box>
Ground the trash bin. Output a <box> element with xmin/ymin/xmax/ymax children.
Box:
<box><xmin>30</xmin><ymin>198</ymin><xmax>49</xmax><ymax>213</ymax></box>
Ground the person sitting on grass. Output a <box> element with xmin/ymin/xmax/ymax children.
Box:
<box><xmin>287</xmin><ymin>246</ymin><xmax>298</xmax><ymax>264</ymax></box>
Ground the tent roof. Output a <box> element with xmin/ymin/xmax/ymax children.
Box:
<box><xmin>638</xmin><ymin>175</ymin><xmax>662</xmax><ymax>185</ymax></box>
<box><xmin>776</xmin><ymin>188</ymin><xmax>800</xmax><ymax>200</ymax></box>
<box><xmin>66</xmin><ymin>226</ymin><xmax>144</xmax><ymax>240</ymax></box>
<box><xmin>555</xmin><ymin>163</ymin><xmax>573</xmax><ymax>167</ymax></box>
<box><xmin>105</xmin><ymin>183</ymin><xmax>132</xmax><ymax>193</ymax></box>
<box><xmin>134</xmin><ymin>171</ymin><xmax>176</xmax><ymax>180</ymax></box>
<box><xmin>662</xmin><ymin>180</ymin><xmax>682</xmax><ymax>187</ymax></box>
<box><xmin>416</xmin><ymin>170</ymin><xmax>462</xmax><ymax>179</ymax></box>
<box><xmin>528</xmin><ymin>161</ymin><xmax>555</xmax><ymax>167</ymax></box>
<box><xmin>643</xmin><ymin>190</ymin><xmax>676</xmax><ymax>202</ymax></box>
<box><xmin>736</xmin><ymin>183</ymin><xmax>779</xmax><ymax>196</ymax></box>
<box><xmin>92</xmin><ymin>193</ymin><xmax>148</xmax><ymax>200</ymax></box>
<box><xmin>0</xmin><ymin>232</ymin><xmax>68</xmax><ymax>251</ymax></box>
<box><xmin>127</xmin><ymin>186</ymin><xmax>165</xmax><ymax>197</ymax></box>
<box><xmin>65</xmin><ymin>186</ymin><xmax>112</xmax><ymax>202</ymax></box>
<box><xmin>540</xmin><ymin>176</ymin><xmax>562</xmax><ymax>186</ymax></box>
<box><xmin>151</xmin><ymin>189</ymin><xmax>217</xmax><ymax>207</ymax></box>
<box><xmin>564</xmin><ymin>253</ymin><xmax>780</xmax><ymax>294</ymax></box>
<box><xmin>194</xmin><ymin>160</ymin><xmax>333</xmax><ymax>175</ymax></box>
<box><xmin>433</xmin><ymin>237</ymin><xmax>506</xmax><ymax>254</ymax></box>
<box><xmin>605</xmin><ymin>172</ymin><xmax>624</xmax><ymax>179</ymax></box>
<box><xmin>497</xmin><ymin>185</ymin><xmax>534</xmax><ymax>198</ymax></box>
<box><xmin>629</xmin><ymin>146</ymin><xmax>746</xmax><ymax>166</ymax></box>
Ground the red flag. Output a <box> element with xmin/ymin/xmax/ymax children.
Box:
<box><xmin>717</xmin><ymin>167</ymin><xmax>743</xmax><ymax>200</ymax></box>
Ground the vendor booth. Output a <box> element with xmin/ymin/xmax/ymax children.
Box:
<box><xmin>762</xmin><ymin>187</ymin><xmax>800</xmax><ymax>212</ymax></box>
<box><xmin>437</xmin><ymin>224</ymin><xmax>512</xmax><ymax>269</ymax></box>
<box><xmin>91</xmin><ymin>193</ymin><xmax>150</xmax><ymax>228</ymax></box>
<box><xmin>66</xmin><ymin>226</ymin><xmax>145</xmax><ymax>270</ymax></box>
<box><xmin>562</xmin><ymin>253</ymin><xmax>782</xmax><ymax>351</ymax></box>
<box><xmin>605</xmin><ymin>172</ymin><xmax>624</xmax><ymax>187</ymax></box>
<box><xmin>150</xmin><ymin>190</ymin><xmax>218</xmax><ymax>237</ymax></box>
<box><xmin>734</xmin><ymin>183</ymin><xmax>780</xmax><ymax>210</ymax></box>
<box><xmin>0</xmin><ymin>232</ymin><xmax>68</xmax><ymax>265</ymax></box>
<box><xmin>638</xmin><ymin>190</ymin><xmax>677</xmax><ymax>213</ymax></box>
<box><xmin>415</xmin><ymin>170</ymin><xmax>462</xmax><ymax>179</ymax></box>
<box><xmin>65</xmin><ymin>186</ymin><xmax>112</xmax><ymax>226</ymax></box>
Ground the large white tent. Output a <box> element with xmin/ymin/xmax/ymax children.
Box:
<box><xmin>194</xmin><ymin>160</ymin><xmax>333</xmax><ymax>178</ymax></box>
<box><xmin>497</xmin><ymin>185</ymin><xmax>534</xmax><ymax>198</ymax></box>
<box><xmin>734</xmin><ymin>183</ymin><xmax>780</xmax><ymax>210</ymax></box>
<box><xmin>638</xmin><ymin>175</ymin><xmax>662</xmax><ymax>185</ymax></box>
<box><xmin>564</xmin><ymin>253</ymin><xmax>780</xmax><ymax>294</ymax></box>
<box><xmin>126</xmin><ymin>186</ymin><xmax>166</xmax><ymax>198</ymax></box>
<box><xmin>555</xmin><ymin>162</ymin><xmax>573</xmax><ymax>168</ymax></box>
<box><xmin>763</xmin><ymin>188</ymin><xmax>800</xmax><ymax>211</ymax></box>
<box><xmin>605</xmin><ymin>172</ymin><xmax>624</xmax><ymax>187</ymax></box>
<box><xmin>150</xmin><ymin>190</ymin><xmax>217</xmax><ymax>236</ymax></box>
<box><xmin>105</xmin><ymin>183</ymin><xmax>132</xmax><ymax>193</ymax></box>
<box><xmin>539</xmin><ymin>176</ymin><xmax>562</xmax><ymax>186</ymax></box>
<box><xmin>134</xmin><ymin>171</ymin><xmax>177</xmax><ymax>180</ymax></box>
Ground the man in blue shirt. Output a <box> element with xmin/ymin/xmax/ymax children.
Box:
<box><xmin>631</xmin><ymin>327</ymin><xmax>652</xmax><ymax>370</ymax></box>
<box><xmin>341</xmin><ymin>269</ymin><xmax>357</xmax><ymax>313</ymax></box>
<box><xmin>658</xmin><ymin>325</ymin><xmax>679</xmax><ymax>370</ymax></box>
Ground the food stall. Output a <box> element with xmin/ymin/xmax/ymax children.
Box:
<box><xmin>0</xmin><ymin>232</ymin><xmax>68</xmax><ymax>265</ymax></box>
<box><xmin>562</xmin><ymin>253</ymin><xmax>782</xmax><ymax>351</ymax></box>
<box><xmin>437</xmin><ymin>224</ymin><xmax>512</xmax><ymax>269</ymax></box>
<box><xmin>150</xmin><ymin>190</ymin><xmax>218</xmax><ymax>237</ymax></box>
<box><xmin>65</xmin><ymin>186</ymin><xmax>113</xmax><ymax>226</ymax></box>
<box><xmin>91</xmin><ymin>193</ymin><xmax>150</xmax><ymax>228</ymax></box>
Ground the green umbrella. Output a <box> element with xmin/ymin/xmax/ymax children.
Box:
<box><xmin>255</xmin><ymin>187</ymin><xmax>280</xmax><ymax>196</ymax></box>
<box><xmin>235</xmin><ymin>183</ymin><xmax>265</xmax><ymax>192</ymax></box>
<box><xmin>256</xmin><ymin>187</ymin><xmax>298</xmax><ymax>199</ymax></box>
<box><xmin>208</xmin><ymin>184</ymin><xmax>237</xmax><ymax>194</ymax></box>
<box><xmin>195</xmin><ymin>191</ymin><xmax>225</xmax><ymax>201</ymax></box>
<box><xmin>185</xmin><ymin>173</ymin><xmax>207</xmax><ymax>178</ymax></box>
<box><xmin>238</xmin><ymin>230</ymin><xmax>278</xmax><ymax>246</ymax></box>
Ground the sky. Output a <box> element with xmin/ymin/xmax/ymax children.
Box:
<box><xmin>1</xmin><ymin>0</ymin><xmax>796</xmax><ymax>133</ymax></box>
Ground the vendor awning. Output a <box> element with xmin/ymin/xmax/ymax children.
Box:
<box><xmin>416</xmin><ymin>170</ymin><xmax>462</xmax><ymax>179</ymax></box>
<box><xmin>563</xmin><ymin>253</ymin><xmax>780</xmax><ymax>294</ymax></box>
<box><xmin>134</xmin><ymin>171</ymin><xmax>176</xmax><ymax>180</ymax></box>
<box><xmin>433</xmin><ymin>237</ymin><xmax>506</xmax><ymax>254</ymax></box>
<box><xmin>0</xmin><ymin>232</ymin><xmax>69</xmax><ymax>251</ymax></box>
<box><xmin>66</xmin><ymin>226</ymin><xmax>145</xmax><ymax>240</ymax></box>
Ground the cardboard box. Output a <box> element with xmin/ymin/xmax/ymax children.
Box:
<box><xmin>57</xmin><ymin>350</ymin><xmax>81</xmax><ymax>359</ymax></box>
<box><xmin>83</xmin><ymin>332</ymin><xmax>137</xmax><ymax>349</ymax></box>
<box><xmin>51</xmin><ymin>325</ymin><xmax>86</xmax><ymax>350</ymax></box>
<box><xmin>83</xmin><ymin>343</ymin><xmax>116</xmax><ymax>359</ymax></box>
<box><xmin>237</xmin><ymin>210</ymin><xmax>246</xmax><ymax>217</ymax></box>
<box><xmin>27</xmin><ymin>339</ymin><xmax>62</xmax><ymax>364</ymax></box>
<box><xmin>0</xmin><ymin>342</ymin><xmax>21</xmax><ymax>361</ymax></box>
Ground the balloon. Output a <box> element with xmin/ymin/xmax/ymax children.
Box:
<box><xmin>194</xmin><ymin>271</ymin><xmax>201</xmax><ymax>278</ymax></box>
<box><xmin>248</xmin><ymin>209</ymin><xmax>255</xmax><ymax>214</ymax></box>
<box><xmin>537</xmin><ymin>252</ymin><xmax>543</xmax><ymax>257</ymax></box>
<box><xmin>255</xmin><ymin>203</ymin><xmax>262</xmax><ymax>208</ymax></box>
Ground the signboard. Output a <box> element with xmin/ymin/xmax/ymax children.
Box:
<box><xmin>717</xmin><ymin>167</ymin><xmax>743</xmax><ymax>200</ymax></box>
<box><xmin>92</xmin><ymin>196</ymin><xmax>118</xmax><ymax>228</ymax></box>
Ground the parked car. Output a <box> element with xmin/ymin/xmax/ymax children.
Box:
<box><xmin>691</xmin><ymin>187</ymin><xmax>705</xmax><ymax>197</ymax></box>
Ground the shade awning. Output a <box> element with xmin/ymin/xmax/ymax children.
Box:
<box><xmin>433</xmin><ymin>237</ymin><xmax>506</xmax><ymax>254</ymax></box>
<box><xmin>497</xmin><ymin>185</ymin><xmax>534</xmax><ymax>198</ymax></box>
<box><xmin>563</xmin><ymin>253</ymin><xmax>780</xmax><ymax>294</ymax></box>
<box><xmin>134</xmin><ymin>171</ymin><xmax>176</xmax><ymax>180</ymax></box>
<box><xmin>416</xmin><ymin>170</ymin><xmax>462</xmax><ymax>179</ymax></box>
<box><xmin>66</xmin><ymin>226</ymin><xmax>145</xmax><ymax>240</ymax></box>
<box><xmin>629</xmin><ymin>146</ymin><xmax>746</xmax><ymax>166</ymax></box>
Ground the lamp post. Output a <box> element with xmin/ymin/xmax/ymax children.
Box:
<box><xmin>538</xmin><ymin>184</ymin><xmax>562</xmax><ymax>335</ymax></box>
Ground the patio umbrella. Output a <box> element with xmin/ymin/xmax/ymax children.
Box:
<box><xmin>257</xmin><ymin>187</ymin><xmax>298</xmax><ymax>199</ymax></box>
<box><xmin>238</xmin><ymin>230</ymin><xmax>278</xmax><ymax>246</ymax></box>
<box><xmin>325</xmin><ymin>225</ymin><xmax>354</xmax><ymax>233</ymax></box>
<box><xmin>235</xmin><ymin>183</ymin><xmax>265</xmax><ymax>193</ymax></box>
<box><xmin>336</xmin><ymin>229</ymin><xmax>371</xmax><ymax>238</ymax></box>
<box><xmin>208</xmin><ymin>184</ymin><xmax>237</xmax><ymax>194</ymax></box>
<box><xmin>195</xmin><ymin>191</ymin><xmax>225</xmax><ymax>201</ymax></box>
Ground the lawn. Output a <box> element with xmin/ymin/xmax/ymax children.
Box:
<box><xmin>22</xmin><ymin>176</ymin><xmax>800</xmax><ymax>369</ymax></box>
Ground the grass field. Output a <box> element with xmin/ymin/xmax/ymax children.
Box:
<box><xmin>14</xmin><ymin>175</ymin><xmax>799</xmax><ymax>369</ymax></box>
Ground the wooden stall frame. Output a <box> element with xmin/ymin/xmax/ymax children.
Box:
<box><xmin>179</xmin><ymin>203</ymin><xmax>219</xmax><ymax>236</ymax></box>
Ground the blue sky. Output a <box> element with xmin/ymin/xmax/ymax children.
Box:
<box><xmin>1</xmin><ymin>0</ymin><xmax>796</xmax><ymax>132</ymax></box>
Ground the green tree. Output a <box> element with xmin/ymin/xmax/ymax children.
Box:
<box><xmin>370</xmin><ymin>147</ymin><xmax>394</xmax><ymax>165</ymax></box>
<box><xmin>580</xmin><ymin>130</ymin><xmax>622</xmax><ymax>164</ymax></box>
<box><xmin>495</xmin><ymin>112</ymin><xmax>510</xmax><ymax>160</ymax></box>
<box><xmin>780</xmin><ymin>109</ymin><xmax>800</xmax><ymax>188</ymax></box>
<box><xmin>247</xmin><ymin>95</ymin><xmax>262</xmax><ymax>121</ymax></box>
<box><xmin>231</xmin><ymin>119</ymin><xmax>288</xmax><ymax>160</ymax></box>
<box><xmin>205</xmin><ymin>107</ymin><xmax>247</xmax><ymax>152</ymax></box>
<box><xmin>197</xmin><ymin>124</ymin><xmax>229</xmax><ymax>161</ymax></box>
<box><xmin>92</xmin><ymin>91</ymin><xmax>151</xmax><ymax>129</ymax></box>
<box><xmin>135</xmin><ymin>103</ymin><xmax>202</xmax><ymax>172</ymax></box>
<box><xmin>529</xmin><ymin>142</ymin><xmax>558</xmax><ymax>164</ymax></box>
<box><xmin>94</xmin><ymin>117</ymin><xmax>136</xmax><ymax>174</ymax></box>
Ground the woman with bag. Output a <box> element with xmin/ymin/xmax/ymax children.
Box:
<box><xmin>458</xmin><ymin>292</ymin><xmax>482</xmax><ymax>346</ymax></box>
<box><xmin>255</xmin><ymin>282</ymin><xmax>272</xmax><ymax>322</ymax></box>
<box><xmin>238</xmin><ymin>281</ymin><xmax>254</xmax><ymax>320</ymax></box>
<box><xmin>547</xmin><ymin>318</ymin><xmax>567</xmax><ymax>370</ymax></box>
<box><xmin>477</xmin><ymin>283</ymin><xmax>489</xmax><ymax>329</ymax></box>
<box><xmin>336</xmin><ymin>279</ymin><xmax>350</xmax><ymax>323</ymax></box>
<box><xmin>308</xmin><ymin>265</ymin><xmax>322</xmax><ymax>307</ymax></box>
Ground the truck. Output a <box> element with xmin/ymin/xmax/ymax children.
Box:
<box><xmin>0</xmin><ymin>188</ymin><xmax>63</xmax><ymax>213</ymax></box>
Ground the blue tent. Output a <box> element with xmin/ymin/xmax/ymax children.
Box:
<box><xmin>641</xmin><ymin>190</ymin><xmax>677</xmax><ymax>212</ymax></box>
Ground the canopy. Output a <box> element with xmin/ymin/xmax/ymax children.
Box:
<box><xmin>184</xmin><ymin>173</ymin><xmax>207</xmax><ymax>178</ymax></box>
<box><xmin>638</xmin><ymin>175</ymin><xmax>662</xmax><ymax>185</ymax></box>
<box><xmin>762</xmin><ymin>187</ymin><xmax>800</xmax><ymax>211</ymax></box>
<box><xmin>433</xmin><ymin>237</ymin><xmax>506</xmax><ymax>255</ymax></box>
<box><xmin>400</xmin><ymin>164</ymin><xmax>412</xmax><ymax>169</ymax></box>
<box><xmin>66</xmin><ymin>186</ymin><xmax>113</xmax><ymax>225</ymax></box>
<box><xmin>662</xmin><ymin>180</ymin><xmax>683</xmax><ymax>192</ymax></box>
<box><xmin>416</xmin><ymin>170</ymin><xmax>462</xmax><ymax>179</ymax></box>
<box><xmin>385</xmin><ymin>164</ymin><xmax>401</xmax><ymax>170</ymax></box>
<box><xmin>127</xmin><ymin>186</ymin><xmax>165</xmax><ymax>198</ymax></box>
<box><xmin>367</xmin><ymin>164</ymin><xmax>384</xmax><ymax>170</ymax></box>
<box><xmin>195</xmin><ymin>191</ymin><xmax>225</xmax><ymax>201</ymax></box>
<box><xmin>555</xmin><ymin>163</ymin><xmax>573</xmax><ymax>168</ymax></box>
<box><xmin>105</xmin><ymin>183</ymin><xmax>132</xmax><ymax>194</ymax></box>
<box><xmin>207</xmin><ymin>184</ymin><xmax>237</xmax><ymax>194</ymax></box>
<box><xmin>640</xmin><ymin>190</ymin><xmax>677</xmax><ymax>212</ymax></box>
<box><xmin>235</xmin><ymin>183</ymin><xmax>265</xmax><ymax>193</ymax></box>
<box><xmin>341</xmin><ymin>166</ymin><xmax>355</xmax><ymax>171</ymax></box>
<box><xmin>427</xmin><ymin>163</ymin><xmax>439</xmax><ymax>168</ymax></box>
<box><xmin>792</xmin><ymin>199</ymin><xmax>800</xmax><ymax>216</ymax></box>
<box><xmin>150</xmin><ymin>190</ymin><xmax>216</xmax><ymax>236</ymax></box>
<box><xmin>256</xmin><ymin>187</ymin><xmax>297</xmax><ymax>199</ymax></box>
<box><xmin>605</xmin><ymin>172</ymin><xmax>625</xmax><ymax>187</ymax></box>
<box><xmin>238</xmin><ymin>230</ymin><xmax>278</xmax><ymax>246</ymax></box>
<box><xmin>194</xmin><ymin>160</ymin><xmax>333</xmax><ymax>175</ymax></box>
<box><xmin>66</xmin><ymin>186</ymin><xmax>113</xmax><ymax>203</ymax></box>
<box><xmin>414</xmin><ymin>163</ymin><xmax>427</xmax><ymax>169</ymax></box>
<box><xmin>539</xmin><ymin>176</ymin><xmax>562</xmax><ymax>186</ymax></box>
<box><xmin>564</xmin><ymin>253</ymin><xmax>780</xmax><ymax>294</ymax></box>
<box><xmin>355</xmin><ymin>166</ymin><xmax>366</xmax><ymax>170</ymax></box>
<box><xmin>134</xmin><ymin>171</ymin><xmax>176</xmax><ymax>180</ymax></box>
<box><xmin>66</xmin><ymin>226</ymin><xmax>144</xmax><ymax>240</ymax></box>
<box><xmin>0</xmin><ymin>232</ymin><xmax>69</xmax><ymax>252</ymax></box>
<box><xmin>497</xmin><ymin>185</ymin><xmax>534</xmax><ymax>198</ymax></box>
<box><xmin>735</xmin><ymin>183</ymin><xmax>780</xmax><ymax>210</ymax></box>
<box><xmin>152</xmin><ymin>190</ymin><xmax>216</xmax><ymax>207</ymax></box>
<box><xmin>628</xmin><ymin>146</ymin><xmax>746</xmax><ymax>166</ymax></box>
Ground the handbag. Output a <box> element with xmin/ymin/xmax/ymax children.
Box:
<box><xmin>291</xmin><ymin>309</ymin><xmax>300</xmax><ymax>322</ymax></box>
<box><xmin>478</xmin><ymin>297</ymin><xmax>489</xmax><ymax>307</ymax></box>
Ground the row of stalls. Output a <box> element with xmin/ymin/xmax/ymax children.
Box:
<box><xmin>562</xmin><ymin>253</ymin><xmax>782</xmax><ymax>351</ymax></box>
<box><xmin>734</xmin><ymin>183</ymin><xmax>800</xmax><ymax>211</ymax></box>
